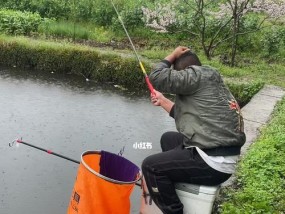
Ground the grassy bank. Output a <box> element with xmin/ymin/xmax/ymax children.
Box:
<box><xmin>0</xmin><ymin>35</ymin><xmax>265</xmax><ymax>104</ymax></box>
<box><xmin>38</xmin><ymin>20</ymin><xmax>117</xmax><ymax>42</ymax></box>
<box><xmin>0</xmin><ymin>35</ymin><xmax>148</xmax><ymax>90</ymax></box>
<box><xmin>220</xmin><ymin>97</ymin><xmax>285</xmax><ymax>213</ymax></box>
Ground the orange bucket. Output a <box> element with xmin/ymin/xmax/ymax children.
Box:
<box><xmin>67</xmin><ymin>150</ymin><xmax>142</xmax><ymax>214</ymax></box>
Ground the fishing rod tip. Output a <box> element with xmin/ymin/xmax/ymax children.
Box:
<box><xmin>16</xmin><ymin>138</ymin><xmax>23</xmax><ymax>143</ymax></box>
<box><xmin>9</xmin><ymin>138</ymin><xmax>23</xmax><ymax>147</ymax></box>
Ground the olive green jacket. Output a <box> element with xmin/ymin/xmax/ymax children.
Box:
<box><xmin>149</xmin><ymin>61</ymin><xmax>246</xmax><ymax>150</ymax></box>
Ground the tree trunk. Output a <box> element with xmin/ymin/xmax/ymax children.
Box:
<box><xmin>231</xmin><ymin>0</ymin><xmax>238</xmax><ymax>67</ymax></box>
<box><xmin>231</xmin><ymin>20</ymin><xmax>240</xmax><ymax>67</ymax></box>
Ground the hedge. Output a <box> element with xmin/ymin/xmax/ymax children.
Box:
<box><xmin>226</xmin><ymin>81</ymin><xmax>264</xmax><ymax>107</ymax></box>
<box><xmin>0</xmin><ymin>35</ymin><xmax>148</xmax><ymax>89</ymax></box>
<box><xmin>0</xmin><ymin>9</ymin><xmax>44</xmax><ymax>35</ymax></box>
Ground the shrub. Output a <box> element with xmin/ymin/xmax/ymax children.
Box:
<box><xmin>112</xmin><ymin>8</ymin><xmax>144</xmax><ymax>32</ymax></box>
<box><xmin>91</xmin><ymin>1</ymin><xmax>114</xmax><ymax>26</ymax></box>
<box><xmin>0</xmin><ymin>0</ymin><xmax>72</xmax><ymax>19</ymax></box>
<box><xmin>0</xmin><ymin>36</ymin><xmax>147</xmax><ymax>89</ymax></box>
<box><xmin>261</xmin><ymin>25</ymin><xmax>285</xmax><ymax>58</ymax></box>
<box><xmin>226</xmin><ymin>81</ymin><xmax>265</xmax><ymax>107</ymax></box>
<box><xmin>0</xmin><ymin>9</ymin><xmax>44</xmax><ymax>35</ymax></box>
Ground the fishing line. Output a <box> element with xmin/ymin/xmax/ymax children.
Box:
<box><xmin>110</xmin><ymin>0</ymin><xmax>155</xmax><ymax>95</ymax></box>
<box><xmin>80</xmin><ymin>73</ymin><xmax>90</xmax><ymax>82</ymax></box>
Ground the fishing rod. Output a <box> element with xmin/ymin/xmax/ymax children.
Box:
<box><xmin>110</xmin><ymin>0</ymin><xmax>155</xmax><ymax>95</ymax></box>
<box><xmin>9</xmin><ymin>138</ymin><xmax>80</xmax><ymax>164</ymax></box>
<box><xmin>9</xmin><ymin>138</ymin><xmax>142</xmax><ymax>187</ymax></box>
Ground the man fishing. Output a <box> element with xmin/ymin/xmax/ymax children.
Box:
<box><xmin>142</xmin><ymin>46</ymin><xmax>246</xmax><ymax>214</ymax></box>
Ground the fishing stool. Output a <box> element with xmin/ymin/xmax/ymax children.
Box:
<box><xmin>140</xmin><ymin>180</ymin><xmax>220</xmax><ymax>214</ymax></box>
<box><xmin>175</xmin><ymin>183</ymin><xmax>220</xmax><ymax>214</ymax></box>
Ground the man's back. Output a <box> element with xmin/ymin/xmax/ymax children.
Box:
<box><xmin>174</xmin><ymin>65</ymin><xmax>245</xmax><ymax>148</ymax></box>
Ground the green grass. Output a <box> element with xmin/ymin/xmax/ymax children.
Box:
<box><xmin>38</xmin><ymin>20</ymin><xmax>116</xmax><ymax>42</ymax></box>
<box><xmin>220</xmin><ymin>97</ymin><xmax>285</xmax><ymax>213</ymax></box>
<box><xmin>140</xmin><ymin>48</ymin><xmax>172</xmax><ymax>61</ymax></box>
<box><xmin>195</xmin><ymin>55</ymin><xmax>285</xmax><ymax>88</ymax></box>
<box><xmin>37</xmin><ymin>19</ymin><xmax>174</xmax><ymax>45</ymax></box>
<box><xmin>0</xmin><ymin>34</ymin><xmax>91</xmax><ymax>51</ymax></box>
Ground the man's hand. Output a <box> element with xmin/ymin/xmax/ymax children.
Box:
<box><xmin>172</xmin><ymin>46</ymin><xmax>190</xmax><ymax>58</ymax></box>
<box><xmin>165</xmin><ymin>46</ymin><xmax>190</xmax><ymax>64</ymax></box>
<box><xmin>151</xmin><ymin>90</ymin><xmax>165</xmax><ymax>106</ymax></box>
<box><xmin>150</xmin><ymin>89</ymin><xmax>174</xmax><ymax>113</ymax></box>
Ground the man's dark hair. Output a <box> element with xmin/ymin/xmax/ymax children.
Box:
<box><xmin>173</xmin><ymin>51</ymin><xmax>202</xmax><ymax>70</ymax></box>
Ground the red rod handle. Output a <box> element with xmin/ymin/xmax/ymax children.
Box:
<box><xmin>145</xmin><ymin>76</ymin><xmax>155</xmax><ymax>95</ymax></box>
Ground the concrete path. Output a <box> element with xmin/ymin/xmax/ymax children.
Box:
<box><xmin>223</xmin><ymin>85</ymin><xmax>285</xmax><ymax>186</ymax></box>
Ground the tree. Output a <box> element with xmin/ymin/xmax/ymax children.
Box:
<box><xmin>141</xmin><ymin>0</ymin><xmax>285</xmax><ymax>66</ymax></box>
<box><xmin>216</xmin><ymin>0</ymin><xmax>285</xmax><ymax>66</ymax></box>
<box><xmin>221</xmin><ymin>0</ymin><xmax>251</xmax><ymax>66</ymax></box>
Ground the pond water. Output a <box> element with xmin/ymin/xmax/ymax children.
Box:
<box><xmin>0</xmin><ymin>67</ymin><xmax>176</xmax><ymax>214</ymax></box>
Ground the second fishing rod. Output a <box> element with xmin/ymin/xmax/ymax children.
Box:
<box><xmin>10</xmin><ymin>139</ymin><xmax>142</xmax><ymax>187</ymax></box>
<box><xmin>110</xmin><ymin>0</ymin><xmax>155</xmax><ymax>95</ymax></box>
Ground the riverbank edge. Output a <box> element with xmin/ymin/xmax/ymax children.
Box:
<box><xmin>0</xmin><ymin>35</ymin><xmax>264</xmax><ymax>105</ymax></box>
<box><xmin>0</xmin><ymin>35</ymin><xmax>149</xmax><ymax>90</ymax></box>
